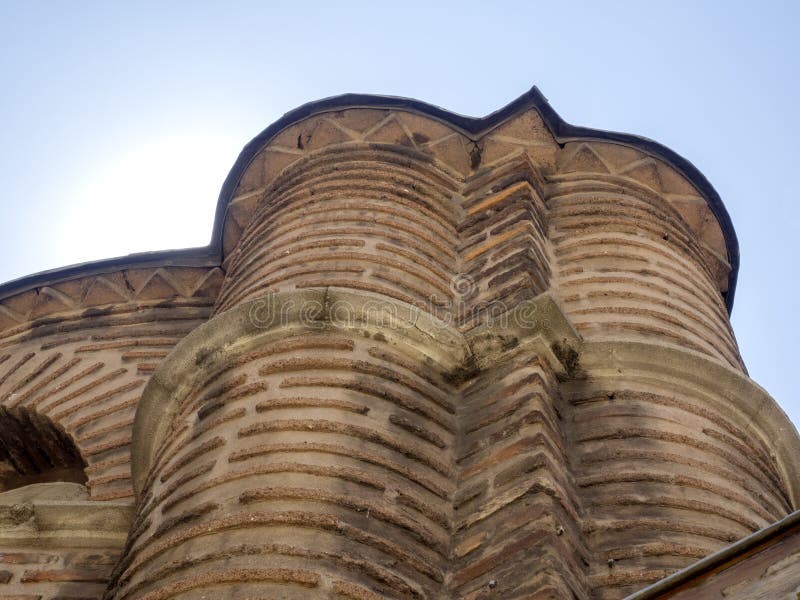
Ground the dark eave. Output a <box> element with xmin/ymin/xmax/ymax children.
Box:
<box><xmin>623</xmin><ymin>508</ymin><xmax>800</xmax><ymax>599</ymax></box>
<box><xmin>0</xmin><ymin>86</ymin><xmax>740</xmax><ymax>311</ymax></box>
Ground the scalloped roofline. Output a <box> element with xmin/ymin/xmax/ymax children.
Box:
<box><xmin>0</xmin><ymin>86</ymin><xmax>739</xmax><ymax>312</ymax></box>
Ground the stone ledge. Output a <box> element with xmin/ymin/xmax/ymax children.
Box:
<box><xmin>0</xmin><ymin>484</ymin><xmax>132</xmax><ymax>548</ymax></box>
<box><xmin>131</xmin><ymin>287</ymin><xmax>581</xmax><ymax>495</ymax></box>
<box><xmin>568</xmin><ymin>339</ymin><xmax>800</xmax><ymax>509</ymax></box>
<box><xmin>467</xmin><ymin>293</ymin><xmax>581</xmax><ymax>377</ymax></box>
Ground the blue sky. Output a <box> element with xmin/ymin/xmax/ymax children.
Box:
<box><xmin>1</xmin><ymin>1</ymin><xmax>798</xmax><ymax>427</ymax></box>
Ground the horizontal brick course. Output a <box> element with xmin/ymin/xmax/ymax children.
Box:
<box><xmin>0</xmin><ymin>95</ymin><xmax>796</xmax><ymax>600</ymax></box>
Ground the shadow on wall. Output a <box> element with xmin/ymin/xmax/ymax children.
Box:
<box><xmin>0</xmin><ymin>406</ymin><xmax>87</xmax><ymax>491</ymax></box>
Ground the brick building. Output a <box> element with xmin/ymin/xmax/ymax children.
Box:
<box><xmin>0</xmin><ymin>88</ymin><xmax>797</xmax><ymax>599</ymax></box>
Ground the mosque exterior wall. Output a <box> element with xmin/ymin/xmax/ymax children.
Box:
<box><xmin>0</xmin><ymin>91</ymin><xmax>796</xmax><ymax>599</ymax></box>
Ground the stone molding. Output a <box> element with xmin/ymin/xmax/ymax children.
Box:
<box><xmin>132</xmin><ymin>285</ymin><xmax>800</xmax><ymax>508</ymax></box>
<box><xmin>131</xmin><ymin>287</ymin><xmax>580</xmax><ymax>495</ymax></box>
<box><xmin>0</xmin><ymin>483</ymin><xmax>132</xmax><ymax>548</ymax></box>
<box><xmin>569</xmin><ymin>339</ymin><xmax>800</xmax><ymax>509</ymax></box>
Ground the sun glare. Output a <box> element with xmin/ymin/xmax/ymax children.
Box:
<box><xmin>55</xmin><ymin>132</ymin><xmax>240</xmax><ymax>267</ymax></box>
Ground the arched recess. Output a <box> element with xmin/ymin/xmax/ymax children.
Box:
<box><xmin>0</xmin><ymin>406</ymin><xmax>87</xmax><ymax>491</ymax></box>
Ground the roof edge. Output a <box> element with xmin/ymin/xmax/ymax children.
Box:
<box><xmin>0</xmin><ymin>247</ymin><xmax>219</xmax><ymax>301</ymax></box>
<box><xmin>623</xmin><ymin>508</ymin><xmax>800</xmax><ymax>599</ymax></box>
<box><xmin>0</xmin><ymin>86</ymin><xmax>740</xmax><ymax>311</ymax></box>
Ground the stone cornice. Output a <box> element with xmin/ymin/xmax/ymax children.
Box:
<box><xmin>567</xmin><ymin>340</ymin><xmax>800</xmax><ymax>509</ymax></box>
<box><xmin>132</xmin><ymin>286</ymin><xmax>800</xmax><ymax>501</ymax></box>
<box><xmin>131</xmin><ymin>288</ymin><xmax>581</xmax><ymax>495</ymax></box>
<box><xmin>0</xmin><ymin>499</ymin><xmax>133</xmax><ymax>548</ymax></box>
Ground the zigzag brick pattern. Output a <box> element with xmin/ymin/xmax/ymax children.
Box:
<box><xmin>449</xmin><ymin>351</ymin><xmax>588</xmax><ymax>599</ymax></box>
<box><xmin>0</xmin><ymin>267</ymin><xmax>221</xmax><ymax>599</ymax></box>
<box><xmin>216</xmin><ymin>144</ymin><xmax>461</xmax><ymax>316</ymax></box>
<box><xmin>0</xmin><ymin>267</ymin><xmax>222</xmax><ymax>502</ymax></box>
<box><xmin>0</xmin><ymin>96</ymin><xmax>796</xmax><ymax>600</ymax></box>
<box><xmin>547</xmin><ymin>142</ymin><xmax>740</xmax><ymax>368</ymax></box>
<box><xmin>457</xmin><ymin>154</ymin><xmax>551</xmax><ymax>333</ymax></box>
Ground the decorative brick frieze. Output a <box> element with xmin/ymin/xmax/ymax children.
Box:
<box><xmin>0</xmin><ymin>90</ymin><xmax>795</xmax><ymax>599</ymax></box>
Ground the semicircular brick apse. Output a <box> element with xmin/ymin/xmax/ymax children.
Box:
<box><xmin>0</xmin><ymin>90</ymin><xmax>795</xmax><ymax>600</ymax></box>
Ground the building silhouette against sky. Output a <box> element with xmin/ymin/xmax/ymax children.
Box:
<box><xmin>0</xmin><ymin>89</ymin><xmax>797</xmax><ymax>599</ymax></box>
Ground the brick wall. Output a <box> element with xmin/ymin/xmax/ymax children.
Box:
<box><xmin>0</xmin><ymin>96</ymin><xmax>796</xmax><ymax>600</ymax></box>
